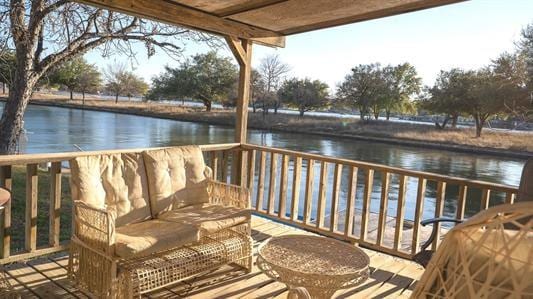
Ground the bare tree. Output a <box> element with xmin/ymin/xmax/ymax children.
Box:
<box><xmin>0</xmin><ymin>0</ymin><xmax>218</xmax><ymax>154</ymax></box>
<box><xmin>258</xmin><ymin>54</ymin><xmax>290</xmax><ymax>114</ymax></box>
<box><xmin>104</xmin><ymin>63</ymin><xmax>127</xmax><ymax>103</ymax></box>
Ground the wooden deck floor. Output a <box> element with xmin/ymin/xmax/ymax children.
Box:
<box><xmin>2</xmin><ymin>215</ymin><xmax>423</xmax><ymax>298</ymax></box>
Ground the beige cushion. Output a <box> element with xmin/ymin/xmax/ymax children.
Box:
<box><xmin>115</xmin><ymin>219</ymin><xmax>199</xmax><ymax>259</ymax></box>
<box><xmin>143</xmin><ymin>146</ymin><xmax>209</xmax><ymax>216</ymax></box>
<box><xmin>70</xmin><ymin>153</ymin><xmax>152</xmax><ymax>227</ymax></box>
<box><xmin>158</xmin><ymin>203</ymin><xmax>251</xmax><ymax>235</ymax></box>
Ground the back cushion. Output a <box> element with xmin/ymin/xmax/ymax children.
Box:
<box><xmin>70</xmin><ymin>153</ymin><xmax>152</xmax><ymax>227</ymax></box>
<box><xmin>142</xmin><ymin>146</ymin><xmax>209</xmax><ymax>216</ymax></box>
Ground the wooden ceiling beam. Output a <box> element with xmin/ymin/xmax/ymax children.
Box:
<box><xmin>76</xmin><ymin>0</ymin><xmax>285</xmax><ymax>47</ymax></box>
<box><xmin>279</xmin><ymin>0</ymin><xmax>466</xmax><ymax>35</ymax></box>
<box><xmin>214</xmin><ymin>0</ymin><xmax>289</xmax><ymax>18</ymax></box>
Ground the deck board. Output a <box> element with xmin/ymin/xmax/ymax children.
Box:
<box><xmin>1</xmin><ymin>215</ymin><xmax>423</xmax><ymax>298</ymax></box>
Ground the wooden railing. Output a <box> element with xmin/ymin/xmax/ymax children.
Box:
<box><xmin>0</xmin><ymin>143</ymin><xmax>240</xmax><ymax>264</ymax></box>
<box><xmin>239</xmin><ymin>144</ymin><xmax>519</xmax><ymax>259</ymax></box>
<box><xmin>0</xmin><ymin>142</ymin><xmax>520</xmax><ymax>264</ymax></box>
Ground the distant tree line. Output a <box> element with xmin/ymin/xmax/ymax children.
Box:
<box><xmin>419</xmin><ymin>24</ymin><xmax>532</xmax><ymax>136</ymax></box>
<box><xmin>0</xmin><ymin>55</ymin><xmax>149</xmax><ymax>105</ymax></box>
<box><xmin>2</xmin><ymin>12</ymin><xmax>531</xmax><ymax>142</ymax></box>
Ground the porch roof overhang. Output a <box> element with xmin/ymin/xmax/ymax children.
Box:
<box><xmin>77</xmin><ymin>0</ymin><xmax>465</xmax><ymax>48</ymax></box>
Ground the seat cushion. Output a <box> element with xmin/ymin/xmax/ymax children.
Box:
<box><xmin>70</xmin><ymin>153</ymin><xmax>152</xmax><ymax>227</ymax></box>
<box><xmin>115</xmin><ymin>219</ymin><xmax>200</xmax><ymax>259</ymax></box>
<box><xmin>158</xmin><ymin>203</ymin><xmax>251</xmax><ymax>235</ymax></box>
<box><xmin>143</xmin><ymin>146</ymin><xmax>210</xmax><ymax>216</ymax></box>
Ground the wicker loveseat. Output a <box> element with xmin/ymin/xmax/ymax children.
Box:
<box><xmin>67</xmin><ymin>146</ymin><xmax>252</xmax><ymax>298</ymax></box>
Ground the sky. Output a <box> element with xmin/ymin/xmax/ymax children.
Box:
<box><xmin>85</xmin><ymin>0</ymin><xmax>533</xmax><ymax>90</ymax></box>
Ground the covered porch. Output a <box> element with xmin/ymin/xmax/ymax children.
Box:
<box><xmin>0</xmin><ymin>0</ymin><xmax>528</xmax><ymax>298</ymax></box>
<box><xmin>0</xmin><ymin>142</ymin><xmax>521</xmax><ymax>297</ymax></box>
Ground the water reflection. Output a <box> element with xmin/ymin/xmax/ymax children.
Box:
<box><xmin>10</xmin><ymin>104</ymin><xmax>527</xmax><ymax>221</ymax></box>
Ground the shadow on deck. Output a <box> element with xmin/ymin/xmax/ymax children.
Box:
<box><xmin>3</xmin><ymin>216</ymin><xmax>423</xmax><ymax>298</ymax></box>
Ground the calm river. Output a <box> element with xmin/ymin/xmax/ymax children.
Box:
<box><xmin>12</xmin><ymin>104</ymin><xmax>528</xmax><ymax>222</ymax></box>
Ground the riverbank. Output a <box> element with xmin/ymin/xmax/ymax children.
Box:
<box><xmin>2</xmin><ymin>94</ymin><xmax>532</xmax><ymax>159</ymax></box>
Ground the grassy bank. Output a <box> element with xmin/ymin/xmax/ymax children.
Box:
<box><xmin>3</xmin><ymin>92</ymin><xmax>533</xmax><ymax>156</ymax></box>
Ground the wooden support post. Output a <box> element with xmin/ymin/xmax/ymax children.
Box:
<box><xmin>226</xmin><ymin>36</ymin><xmax>252</xmax><ymax>187</ymax></box>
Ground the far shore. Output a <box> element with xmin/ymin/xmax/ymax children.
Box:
<box><xmin>1</xmin><ymin>93</ymin><xmax>532</xmax><ymax>159</ymax></box>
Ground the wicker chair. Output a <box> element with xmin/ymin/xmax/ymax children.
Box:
<box><xmin>411</xmin><ymin>201</ymin><xmax>533</xmax><ymax>298</ymax></box>
<box><xmin>413</xmin><ymin>158</ymin><xmax>533</xmax><ymax>267</ymax></box>
<box><xmin>68</xmin><ymin>146</ymin><xmax>252</xmax><ymax>298</ymax></box>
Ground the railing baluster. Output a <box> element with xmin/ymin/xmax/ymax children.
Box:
<box><xmin>267</xmin><ymin>152</ymin><xmax>278</xmax><ymax>215</ymax></box>
<box><xmin>221</xmin><ymin>151</ymin><xmax>229</xmax><ymax>183</ymax></box>
<box><xmin>316</xmin><ymin>161</ymin><xmax>328</xmax><ymax>229</ymax></box>
<box><xmin>278</xmin><ymin>155</ymin><xmax>289</xmax><ymax>218</ymax></box>
<box><xmin>432</xmin><ymin>181</ymin><xmax>446</xmax><ymax>251</ymax></box>
<box><xmin>303</xmin><ymin>159</ymin><xmax>315</xmax><ymax>225</ymax></box>
<box><xmin>256</xmin><ymin>151</ymin><xmax>267</xmax><ymax>212</ymax></box>
<box><xmin>49</xmin><ymin>162</ymin><xmax>62</xmax><ymax>247</ymax></box>
<box><xmin>360</xmin><ymin>168</ymin><xmax>374</xmax><ymax>241</ymax></box>
<box><xmin>344</xmin><ymin>166</ymin><xmax>358</xmax><ymax>237</ymax></box>
<box><xmin>239</xmin><ymin>150</ymin><xmax>248</xmax><ymax>187</ymax></box>
<box><xmin>393</xmin><ymin>175</ymin><xmax>407</xmax><ymax>251</ymax></box>
<box><xmin>247</xmin><ymin>150</ymin><xmax>256</xmax><ymax>191</ymax></box>
<box><xmin>330</xmin><ymin>164</ymin><xmax>342</xmax><ymax>232</ymax></box>
<box><xmin>26</xmin><ymin>164</ymin><xmax>38</xmax><ymax>252</ymax></box>
<box><xmin>411</xmin><ymin>177</ymin><xmax>427</xmax><ymax>255</ymax></box>
<box><xmin>481</xmin><ymin>189</ymin><xmax>491</xmax><ymax>210</ymax></box>
<box><xmin>290</xmin><ymin>156</ymin><xmax>302</xmax><ymax>222</ymax></box>
<box><xmin>210</xmin><ymin>151</ymin><xmax>218</xmax><ymax>181</ymax></box>
<box><xmin>0</xmin><ymin>165</ymin><xmax>12</xmax><ymax>258</ymax></box>
<box><xmin>456</xmin><ymin>185</ymin><xmax>467</xmax><ymax>220</ymax></box>
<box><xmin>505</xmin><ymin>192</ymin><xmax>515</xmax><ymax>204</ymax></box>
<box><xmin>377</xmin><ymin>172</ymin><xmax>391</xmax><ymax>246</ymax></box>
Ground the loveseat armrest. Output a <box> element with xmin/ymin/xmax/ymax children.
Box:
<box><xmin>72</xmin><ymin>201</ymin><xmax>115</xmax><ymax>255</ymax></box>
<box><xmin>207</xmin><ymin>180</ymin><xmax>251</xmax><ymax>209</ymax></box>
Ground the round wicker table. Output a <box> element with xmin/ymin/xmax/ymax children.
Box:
<box><xmin>257</xmin><ymin>235</ymin><xmax>370</xmax><ymax>298</ymax></box>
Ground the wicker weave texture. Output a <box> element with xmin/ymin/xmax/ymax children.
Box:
<box><xmin>412</xmin><ymin>202</ymin><xmax>533</xmax><ymax>299</ymax></box>
<box><xmin>257</xmin><ymin>235</ymin><xmax>369</xmax><ymax>298</ymax></box>
<box><xmin>68</xmin><ymin>178</ymin><xmax>252</xmax><ymax>298</ymax></box>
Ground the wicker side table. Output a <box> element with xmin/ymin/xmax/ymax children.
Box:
<box><xmin>257</xmin><ymin>235</ymin><xmax>369</xmax><ymax>298</ymax></box>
